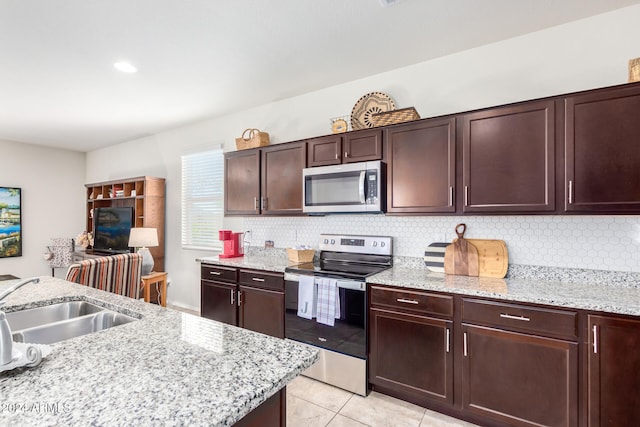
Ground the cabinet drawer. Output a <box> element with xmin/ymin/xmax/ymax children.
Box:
<box><xmin>201</xmin><ymin>265</ymin><xmax>237</xmax><ymax>283</ymax></box>
<box><xmin>370</xmin><ymin>285</ymin><xmax>453</xmax><ymax>318</ymax></box>
<box><xmin>462</xmin><ymin>298</ymin><xmax>577</xmax><ymax>339</ymax></box>
<box><xmin>239</xmin><ymin>269</ymin><xmax>284</xmax><ymax>291</ymax></box>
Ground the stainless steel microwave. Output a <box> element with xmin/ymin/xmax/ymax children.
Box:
<box><xmin>302</xmin><ymin>161</ymin><xmax>384</xmax><ymax>214</ymax></box>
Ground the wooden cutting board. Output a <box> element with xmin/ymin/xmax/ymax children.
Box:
<box><xmin>451</xmin><ymin>238</ymin><xmax>508</xmax><ymax>278</ymax></box>
<box><xmin>444</xmin><ymin>224</ymin><xmax>479</xmax><ymax>277</ymax></box>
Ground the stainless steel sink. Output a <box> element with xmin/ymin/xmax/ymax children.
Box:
<box><xmin>5</xmin><ymin>301</ymin><xmax>106</xmax><ymax>331</ymax></box>
<box><xmin>5</xmin><ymin>301</ymin><xmax>137</xmax><ymax>345</ymax></box>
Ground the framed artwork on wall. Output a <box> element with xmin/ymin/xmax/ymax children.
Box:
<box><xmin>0</xmin><ymin>187</ymin><xmax>22</xmax><ymax>258</ymax></box>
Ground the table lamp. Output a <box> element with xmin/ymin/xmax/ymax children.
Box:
<box><xmin>128</xmin><ymin>227</ymin><xmax>158</xmax><ymax>276</ymax></box>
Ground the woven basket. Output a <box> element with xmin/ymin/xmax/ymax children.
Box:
<box><xmin>235</xmin><ymin>128</ymin><xmax>270</xmax><ymax>150</ymax></box>
<box><xmin>371</xmin><ymin>107</ymin><xmax>420</xmax><ymax>127</ymax></box>
<box><xmin>286</xmin><ymin>248</ymin><xmax>315</xmax><ymax>264</ymax></box>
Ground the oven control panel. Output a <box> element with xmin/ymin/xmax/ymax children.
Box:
<box><xmin>319</xmin><ymin>234</ymin><xmax>392</xmax><ymax>256</ymax></box>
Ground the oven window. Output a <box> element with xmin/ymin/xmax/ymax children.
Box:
<box><xmin>285</xmin><ymin>280</ymin><xmax>366</xmax><ymax>359</ymax></box>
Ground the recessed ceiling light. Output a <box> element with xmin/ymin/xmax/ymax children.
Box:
<box><xmin>379</xmin><ymin>0</ymin><xmax>402</xmax><ymax>7</ymax></box>
<box><xmin>114</xmin><ymin>62</ymin><xmax>137</xmax><ymax>73</ymax></box>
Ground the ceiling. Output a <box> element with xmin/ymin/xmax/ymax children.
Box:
<box><xmin>1</xmin><ymin>0</ymin><xmax>638</xmax><ymax>152</ymax></box>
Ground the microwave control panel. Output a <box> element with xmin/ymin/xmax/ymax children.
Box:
<box><xmin>366</xmin><ymin>171</ymin><xmax>378</xmax><ymax>204</ymax></box>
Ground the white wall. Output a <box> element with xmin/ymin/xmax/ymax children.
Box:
<box><xmin>1</xmin><ymin>139</ymin><xmax>85</xmax><ymax>279</ymax></box>
<box><xmin>86</xmin><ymin>5</ymin><xmax>640</xmax><ymax>311</ymax></box>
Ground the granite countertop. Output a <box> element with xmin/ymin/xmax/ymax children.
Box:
<box><xmin>368</xmin><ymin>265</ymin><xmax>640</xmax><ymax>317</ymax></box>
<box><xmin>199</xmin><ymin>252</ymin><xmax>640</xmax><ymax>317</ymax></box>
<box><xmin>0</xmin><ymin>277</ymin><xmax>318</xmax><ymax>426</ymax></box>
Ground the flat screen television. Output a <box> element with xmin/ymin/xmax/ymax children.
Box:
<box><xmin>92</xmin><ymin>207</ymin><xmax>133</xmax><ymax>254</ymax></box>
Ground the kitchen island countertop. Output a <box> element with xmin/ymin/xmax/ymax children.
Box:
<box><xmin>199</xmin><ymin>253</ymin><xmax>640</xmax><ymax>317</ymax></box>
<box><xmin>0</xmin><ymin>277</ymin><xmax>318</xmax><ymax>426</ymax></box>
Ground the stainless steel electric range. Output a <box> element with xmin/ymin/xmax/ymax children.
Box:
<box><xmin>284</xmin><ymin>234</ymin><xmax>393</xmax><ymax>395</ymax></box>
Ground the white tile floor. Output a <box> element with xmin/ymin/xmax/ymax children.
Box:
<box><xmin>287</xmin><ymin>375</ymin><xmax>479</xmax><ymax>427</ymax></box>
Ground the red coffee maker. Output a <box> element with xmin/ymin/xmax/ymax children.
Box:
<box><xmin>218</xmin><ymin>230</ymin><xmax>244</xmax><ymax>258</ymax></box>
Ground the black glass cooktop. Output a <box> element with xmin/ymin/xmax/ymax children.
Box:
<box><xmin>285</xmin><ymin>260</ymin><xmax>390</xmax><ymax>280</ymax></box>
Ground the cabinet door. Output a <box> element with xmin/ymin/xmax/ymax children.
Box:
<box><xmin>343</xmin><ymin>129</ymin><xmax>383</xmax><ymax>163</ymax></box>
<box><xmin>386</xmin><ymin>118</ymin><xmax>456</xmax><ymax>213</ymax></box>
<box><xmin>225</xmin><ymin>150</ymin><xmax>260</xmax><ymax>215</ymax></box>
<box><xmin>307</xmin><ymin>135</ymin><xmax>342</xmax><ymax>167</ymax></box>
<box><xmin>201</xmin><ymin>281</ymin><xmax>237</xmax><ymax>326</ymax></box>
<box><xmin>369</xmin><ymin>308</ymin><xmax>453</xmax><ymax>406</ymax></box>
<box><xmin>588</xmin><ymin>315</ymin><xmax>640</xmax><ymax>427</ymax></box>
<box><xmin>462</xmin><ymin>100</ymin><xmax>555</xmax><ymax>212</ymax></box>
<box><xmin>565</xmin><ymin>85</ymin><xmax>640</xmax><ymax>212</ymax></box>
<box><xmin>238</xmin><ymin>285</ymin><xmax>285</xmax><ymax>338</ymax></box>
<box><xmin>261</xmin><ymin>142</ymin><xmax>306</xmax><ymax>215</ymax></box>
<box><xmin>462</xmin><ymin>324</ymin><xmax>578</xmax><ymax>427</ymax></box>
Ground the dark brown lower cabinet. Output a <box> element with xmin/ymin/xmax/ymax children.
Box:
<box><xmin>239</xmin><ymin>285</ymin><xmax>285</xmax><ymax>338</ymax></box>
<box><xmin>234</xmin><ymin>388</ymin><xmax>285</xmax><ymax>427</ymax></box>
<box><xmin>588</xmin><ymin>315</ymin><xmax>640</xmax><ymax>427</ymax></box>
<box><xmin>201</xmin><ymin>281</ymin><xmax>237</xmax><ymax>325</ymax></box>
<box><xmin>200</xmin><ymin>266</ymin><xmax>284</xmax><ymax>339</ymax></box>
<box><xmin>462</xmin><ymin>324</ymin><xmax>578</xmax><ymax>427</ymax></box>
<box><xmin>369</xmin><ymin>308</ymin><xmax>453</xmax><ymax>406</ymax></box>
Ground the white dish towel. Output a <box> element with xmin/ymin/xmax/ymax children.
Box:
<box><xmin>316</xmin><ymin>278</ymin><xmax>340</xmax><ymax>326</ymax></box>
<box><xmin>297</xmin><ymin>275</ymin><xmax>317</xmax><ymax>320</ymax></box>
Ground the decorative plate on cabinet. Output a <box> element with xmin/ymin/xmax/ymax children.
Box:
<box><xmin>350</xmin><ymin>92</ymin><xmax>396</xmax><ymax>130</ymax></box>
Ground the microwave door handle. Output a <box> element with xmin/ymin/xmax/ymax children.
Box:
<box><xmin>359</xmin><ymin>171</ymin><xmax>366</xmax><ymax>204</ymax></box>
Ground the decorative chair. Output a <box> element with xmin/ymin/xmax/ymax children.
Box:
<box><xmin>47</xmin><ymin>237</ymin><xmax>74</xmax><ymax>276</ymax></box>
<box><xmin>65</xmin><ymin>253</ymin><xmax>143</xmax><ymax>299</ymax></box>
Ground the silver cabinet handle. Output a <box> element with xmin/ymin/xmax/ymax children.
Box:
<box><xmin>396</xmin><ymin>298</ymin><xmax>419</xmax><ymax>305</ymax></box>
<box><xmin>568</xmin><ymin>180</ymin><xmax>573</xmax><ymax>204</ymax></box>
<box><xmin>230</xmin><ymin>289</ymin><xmax>235</xmax><ymax>305</ymax></box>
<box><xmin>463</xmin><ymin>332</ymin><xmax>468</xmax><ymax>357</ymax></box>
<box><xmin>449</xmin><ymin>186</ymin><xmax>454</xmax><ymax>207</ymax></box>
<box><xmin>446</xmin><ymin>328</ymin><xmax>450</xmax><ymax>353</ymax></box>
<box><xmin>254</xmin><ymin>197</ymin><xmax>259</xmax><ymax>211</ymax></box>
<box><xmin>500</xmin><ymin>313</ymin><xmax>531</xmax><ymax>322</ymax></box>
<box><xmin>260</xmin><ymin>197</ymin><xmax>267</xmax><ymax>210</ymax></box>
<box><xmin>335</xmin><ymin>153</ymin><xmax>339</xmax><ymax>160</ymax></box>
<box><xmin>209</xmin><ymin>271</ymin><xmax>221</xmax><ymax>276</ymax></box>
<box><xmin>593</xmin><ymin>325</ymin><xmax>598</xmax><ymax>354</ymax></box>
<box><xmin>344</xmin><ymin>151</ymin><xmax>349</xmax><ymax>158</ymax></box>
<box><xmin>252</xmin><ymin>277</ymin><xmax>265</xmax><ymax>282</ymax></box>
<box><xmin>464</xmin><ymin>186</ymin><xmax>469</xmax><ymax>206</ymax></box>
<box><xmin>237</xmin><ymin>291</ymin><xmax>242</xmax><ymax>306</ymax></box>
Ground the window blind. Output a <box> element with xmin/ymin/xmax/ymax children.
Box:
<box><xmin>181</xmin><ymin>148</ymin><xmax>224</xmax><ymax>250</ymax></box>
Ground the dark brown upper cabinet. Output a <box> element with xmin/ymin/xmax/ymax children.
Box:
<box><xmin>565</xmin><ymin>84</ymin><xmax>640</xmax><ymax>212</ymax></box>
<box><xmin>260</xmin><ymin>142</ymin><xmax>306</xmax><ymax>215</ymax></box>
<box><xmin>386</xmin><ymin>118</ymin><xmax>456</xmax><ymax>213</ymax></box>
<box><xmin>307</xmin><ymin>129</ymin><xmax>382</xmax><ymax>167</ymax></box>
<box><xmin>462</xmin><ymin>100</ymin><xmax>555</xmax><ymax>213</ymax></box>
<box><xmin>224</xmin><ymin>142</ymin><xmax>306</xmax><ymax>216</ymax></box>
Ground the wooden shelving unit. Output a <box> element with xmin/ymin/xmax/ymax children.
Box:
<box><xmin>85</xmin><ymin>176</ymin><xmax>166</xmax><ymax>271</ymax></box>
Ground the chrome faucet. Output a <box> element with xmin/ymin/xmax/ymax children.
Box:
<box><xmin>0</xmin><ymin>277</ymin><xmax>40</xmax><ymax>307</ymax></box>
<box><xmin>0</xmin><ymin>277</ymin><xmax>40</xmax><ymax>365</ymax></box>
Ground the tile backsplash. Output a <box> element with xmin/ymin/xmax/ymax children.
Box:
<box><xmin>244</xmin><ymin>215</ymin><xmax>640</xmax><ymax>273</ymax></box>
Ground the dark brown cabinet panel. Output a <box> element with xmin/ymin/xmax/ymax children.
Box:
<box><xmin>588</xmin><ymin>315</ymin><xmax>640</xmax><ymax>427</ymax></box>
<box><xmin>370</xmin><ymin>308</ymin><xmax>453</xmax><ymax>406</ymax></box>
<box><xmin>261</xmin><ymin>142</ymin><xmax>306</xmax><ymax>215</ymax></box>
<box><xmin>565</xmin><ymin>85</ymin><xmax>640</xmax><ymax>212</ymax></box>
<box><xmin>201</xmin><ymin>280</ymin><xmax>237</xmax><ymax>325</ymax></box>
<box><xmin>225</xmin><ymin>143</ymin><xmax>306</xmax><ymax>216</ymax></box>
<box><xmin>343</xmin><ymin>129</ymin><xmax>383</xmax><ymax>163</ymax></box>
<box><xmin>386</xmin><ymin>118</ymin><xmax>456</xmax><ymax>213</ymax></box>
<box><xmin>225</xmin><ymin>150</ymin><xmax>261</xmax><ymax>215</ymax></box>
<box><xmin>307</xmin><ymin>135</ymin><xmax>342</xmax><ymax>166</ymax></box>
<box><xmin>239</xmin><ymin>285</ymin><xmax>285</xmax><ymax>338</ymax></box>
<box><xmin>462</xmin><ymin>100</ymin><xmax>555</xmax><ymax>212</ymax></box>
<box><xmin>307</xmin><ymin>130</ymin><xmax>382</xmax><ymax>167</ymax></box>
<box><xmin>462</xmin><ymin>324</ymin><xmax>578</xmax><ymax>427</ymax></box>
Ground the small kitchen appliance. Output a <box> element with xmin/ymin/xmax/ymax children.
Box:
<box><xmin>218</xmin><ymin>230</ymin><xmax>244</xmax><ymax>258</ymax></box>
<box><xmin>284</xmin><ymin>234</ymin><xmax>392</xmax><ymax>395</ymax></box>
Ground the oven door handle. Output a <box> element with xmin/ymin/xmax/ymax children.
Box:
<box><xmin>359</xmin><ymin>171</ymin><xmax>366</xmax><ymax>204</ymax></box>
